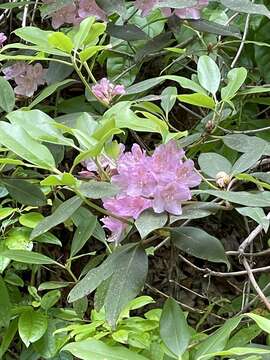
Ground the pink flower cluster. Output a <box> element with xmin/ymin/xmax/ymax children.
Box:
<box><xmin>42</xmin><ymin>0</ymin><xmax>106</xmax><ymax>29</ymax></box>
<box><xmin>92</xmin><ymin>78</ymin><xmax>126</xmax><ymax>105</ymax></box>
<box><xmin>2</xmin><ymin>62</ymin><xmax>47</xmax><ymax>97</ymax></box>
<box><xmin>135</xmin><ymin>0</ymin><xmax>209</xmax><ymax>19</ymax></box>
<box><xmin>0</xmin><ymin>33</ymin><xmax>7</xmax><ymax>46</ymax></box>
<box><xmin>101</xmin><ymin>141</ymin><xmax>201</xmax><ymax>242</ymax></box>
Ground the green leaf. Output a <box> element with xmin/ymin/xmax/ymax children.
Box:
<box><xmin>79</xmin><ymin>45</ymin><xmax>109</xmax><ymax>63</ymax></box>
<box><xmin>41</xmin><ymin>173</ymin><xmax>77</xmax><ymax>186</ymax></box>
<box><xmin>18</xmin><ymin>310</ymin><xmax>48</xmax><ymax>347</ymax></box>
<box><xmin>197</xmin><ymin>55</ymin><xmax>221</xmax><ymax>95</ymax></box>
<box><xmin>246</xmin><ymin>313</ymin><xmax>270</xmax><ymax>334</ymax></box>
<box><xmin>19</xmin><ymin>212</ymin><xmax>44</xmax><ymax>229</ymax></box>
<box><xmin>71</xmin><ymin>207</ymin><xmax>97</xmax><ymax>257</ymax></box>
<box><xmin>194</xmin><ymin>189</ymin><xmax>270</xmax><ymax>207</ymax></box>
<box><xmin>40</xmin><ymin>290</ymin><xmax>61</xmax><ymax>310</ymax></box>
<box><xmin>198</xmin><ymin>153</ymin><xmax>232</xmax><ymax>178</ymax></box>
<box><xmin>236</xmin><ymin>207</ymin><xmax>269</xmax><ymax>232</ymax></box>
<box><xmin>1</xmin><ymin>250</ymin><xmax>57</xmax><ymax>265</ymax></box>
<box><xmin>67</xmin><ymin>244</ymin><xmax>142</xmax><ymax>305</ymax></box>
<box><xmin>1</xmin><ymin>179</ymin><xmax>46</xmax><ymax>206</ymax></box>
<box><xmin>62</xmin><ymin>339</ymin><xmax>148</xmax><ymax>360</ymax></box>
<box><xmin>170</xmin><ymin>227</ymin><xmax>229</xmax><ymax>266</ymax></box>
<box><xmin>198</xmin><ymin>347</ymin><xmax>270</xmax><ymax>360</ymax></box>
<box><xmin>79</xmin><ymin>181</ymin><xmax>120</xmax><ymax>199</ymax></box>
<box><xmin>7</xmin><ymin>109</ymin><xmax>74</xmax><ymax>147</ymax></box>
<box><xmin>178</xmin><ymin>93</ymin><xmax>215</xmax><ymax>109</ymax></box>
<box><xmin>48</xmin><ymin>32</ymin><xmax>73</xmax><ymax>53</ymax></box>
<box><xmin>221</xmin><ymin>67</ymin><xmax>247</xmax><ymax>100</ymax></box>
<box><xmin>0</xmin><ymin>276</ymin><xmax>11</xmax><ymax>328</ymax></box>
<box><xmin>30</xmin><ymin>196</ymin><xmax>83</xmax><ymax>240</ymax></box>
<box><xmin>73</xmin><ymin>16</ymin><xmax>96</xmax><ymax>49</ymax></box>
<box><xmin>0</xmin><ymin>319</ymin><xmax>18</xmax><ymax>359</ymax></box>
<box><xmin>160</xmin><ymin>298</ymin><xmax>190</xmax><ymax>357</ymax></box>
<box><xmin>107</xmin><ymin>23</ymin><xmax>149</xmax><ymax>41</ymax></box>
<box><xmin>195</xmin><ymin>316</ymin><xmax>242</xmax><ymax>360</ymax></box>
<box><xmin>104</xmin><ymin>244</ymin><xmax>148</xmax><ymax>327</ymax></box>
<box><xmin>232</xmin><ymin>148</ymin><xmax>265</xmax><ymax>175</ymax></box>
<box><xmin>14</xmin><ymin>26</ymin><xmax>53</xmax><ymax>47</ymax></box>
<box><xmin>0</xmin><ymin>122</ymin><xmax>56</xmax><ymax>169</ymax></box>
<box><xmin>135</xmin><ymin>210</ymin><xmax>167</xmax><ymax>239</ymax></box>
<box><xmin>220</xmin><ymin>0</ymin><xmax>270</xmax><ymax>18</ymax></box>
<box><xmin>223</xmin><ymin>134</ymin><xmax>269</xmax><ymax>154</ymax></box>
<box><xmin>0</xmin><ymin>76</ymin><xmax>15</xmax><ymax>112</ymax></box>
<box><xmin>161</xmin><ymin>87</ymin><xmax>177</xmax><ymax>117</ymax></box>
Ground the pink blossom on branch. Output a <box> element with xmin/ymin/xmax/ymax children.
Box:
<box><xmin>102</xmin><ymin>141</ymin><xmax>201</xmax><ymax>242</ymax></box>
<box><xmin>92</xmin><ymin>78</ymin><xmax>126</xmax><ymax>105</ymax></box>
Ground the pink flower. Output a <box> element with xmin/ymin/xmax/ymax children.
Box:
<box><xmin>112</xmin><ymin>144</ymin><xmax>156</xmax><ymax>197</ymax></box>
<box><xmin>78</xmin><ymin>0</ymin><xmax>106</xmax><ymax>21</ymax></box>
<box><xmin>102</xmin><ymin>141</ymin><xmax>201</xmax><ymax>242</ymax></box>
<box><xmin>92</xmin><ymin>78</ymin><xmax>126</xmax><ymax>104</ymax></box>
<box><xmin>101</xmin><ymin>217</ymin><xmax>126</xmax><ymax>243</ymax></box>
<box><xmin>152</xmin><ymin>182</ymin><xmax>191</xmax><ymax>215</ymax></box>
<box><xmin>0</xmin><ymin>33</ymin><xmax>7</xmax><ymax>46</ymax></box>
<box><xmin>103</xmin><ymin>196</ymin><xmax>152</xmax><ymax>220</ymax></box>
<box><xmin>135</xmin><ymin>0</ymin><xmax>208</xmax><ymax>19</ymax></box>
<box><xmin>134</xmin><ymin>0</ymin><xmax>158</xmax><ymax>16</ymax></box>
<box><xmin>2</xmin><ymin>62</ymin><xmax>47</xmax><ymax>97</ymax></box>
<box><xmin>174</xmin><ymin>0</ymin><xmax>209</xmax><ymax>19</ymax></box>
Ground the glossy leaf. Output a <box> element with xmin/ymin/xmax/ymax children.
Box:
<box><xmin>30</xmin><ymin>196</ymin><xmax>83</xmax><ymax>240</ymax></box>
<box><xmin>104</xmin><ymin>244</ymin><xmax>148</xmax><ymax>327</ymax></box>
<box><xmin>71</xmin><ymin>207</ymin><xmax>97</xmax><ymax>257</ymax></box>
<box><xmin>197</xmin><ymin>55</ymin><xmax>221</xmax><ymax>94</ymax></box>
<box><xmin>1</xmin><ymin>179</ymin><xmax>46</xmax><ymax>206</ymax></box>
<box><xmin>0</xmin><ymin>122</ymin><xmax>56</xmax><ymax>169</ymax></box>
<box><xmin>135</xmin><ymin>210</ymin><xmax>167</xmax><ymax>239</ymax></box>
<box><xmin>1</xmin><ymin>250</ymin><xmax>57</xmax><ymax>265</ymax></box>
<box><xmin>198</xmin><ymin>153</ymin><xmax>232</xmax><ymax>178</ymax></box>
<box><xmin>18</xmin><ymin>310</ymin><xmax>48</xmax><ymax>347</ymax></box>
<box><xmin>160</xmin><ymin>298</ymin><xmax>190</xmax><ymax>357</ymax></box>
<box><xmin>0</xmin><ymin>276</ymin><xmax>11</xmax><ymax>328</ymax></box>
<box><xmin>170</xmin><ymin>227</ymin><xmax>229</xmax><ymax>266</ymax></box>
<box><xmin>0</xmin><ymin>76</ymin><xmax>15</xmax><ymax>112</ymax></box>
<box><xmin>221</xmin><ymin>67</ymin><xmax>247</xmax><ymax>100</ymax></box>
<box><xmin>78</xmin><ymin>181</ymin><xmax>120</xmax><ymax>199</ymax></box>
<box><xmin>63</xmin><ymin>339</ymin><xmax>148</xmax><ymax>360</ymax></box>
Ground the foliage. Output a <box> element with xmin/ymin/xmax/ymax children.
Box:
<box><xmin>1</xmin><ymin>0</ymin><xmax>270</xmax><ymax>359</ymax></box>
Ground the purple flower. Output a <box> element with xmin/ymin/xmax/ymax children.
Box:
<box><xmin>102</xmin><ymin>141</ymin><xmax>201</xmax><ymax>242</ymax></box>
<box><xmin>152</xmin><ymin>182</ymin><xmax>191</xmax><ymax>215</ymax></box>
<box><xmin>92</xmin><ymin>78</ymin><xmax>126</xmax><ymax>104</ymax></box>
<box><xmin>103</xmin><ymin>196</ymin><xmax>152</xmax><ymax>220</ymax></box>
<box><xmin>174</xmin><ymin>0</ymin><xmax>209</xmax><ymax>19</ymax></box>
<box><xmin>0</xmin><ymin>33</ymin><xmax>7</xmax><ymax>46</ymax></box>
<box><xmin>2</xmin><ymin>62</ymin><xmax>47</xmax><ymax>97</ymax></box>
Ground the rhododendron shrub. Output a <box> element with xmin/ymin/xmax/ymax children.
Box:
<box><xmin>1</xmin><ymin>1</ymin><xmax>270</xmax><ymax>359</ymax></box>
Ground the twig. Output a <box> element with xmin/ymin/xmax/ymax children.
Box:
<box><xmin>237</xmin><ymin>282</ymin><xmax>270</xmax><ymax>315</ymax></box>
<box><xmin>231</xmin><ymin>2</ymin><xmax>253</xmax><ymax>68</ymax></box>
<box><xmin>242</xmin><ymin>257</ymin><xmax>270</xmax><ymax>311</ymax></box>
<box><xmin>239</xmin><ymin>212</ymin><xmax>270</xmax><ymax>254</ymax></box>
<box><xmin>179</xmin><ymin>253</ymin><xmax>270</xmax><ymax>277</ymax></box>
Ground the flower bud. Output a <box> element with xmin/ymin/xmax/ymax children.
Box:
<box><xmin>216</xmin><ymin>171</ymin><xmax>231</xmax><ymax>188</ymax></box>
